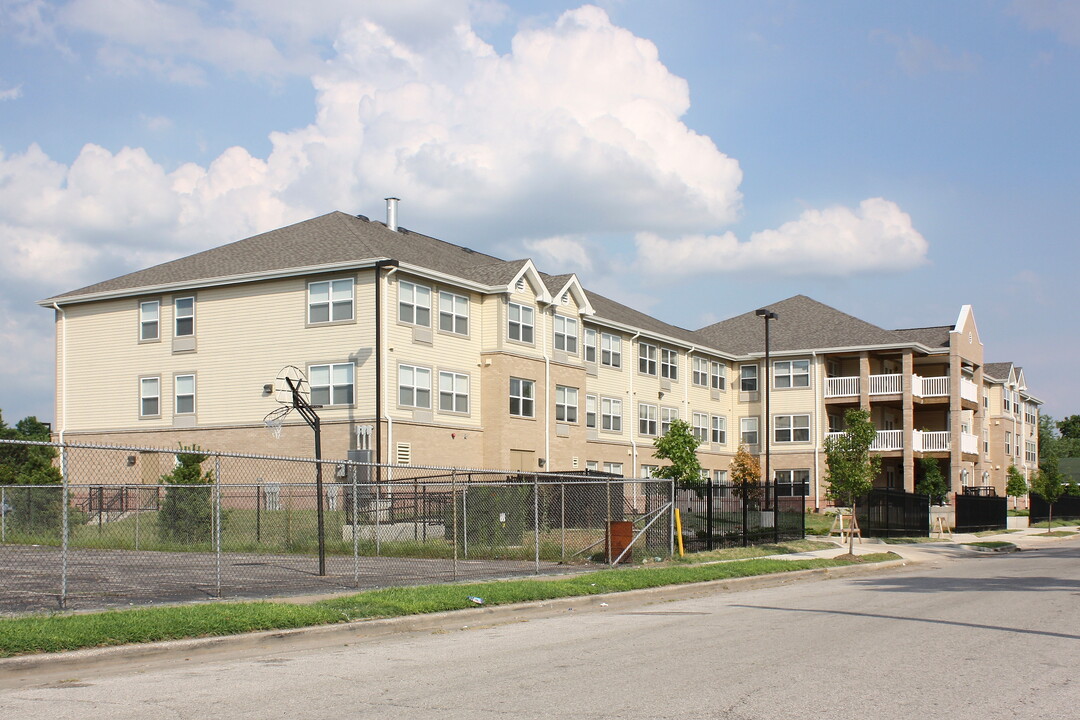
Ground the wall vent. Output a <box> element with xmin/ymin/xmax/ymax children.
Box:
<box><xmin>395</xmin><ymin>442</ymin><xmax>412</xmax><ymax>465</ymax></box>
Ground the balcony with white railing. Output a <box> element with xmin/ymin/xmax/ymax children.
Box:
<box><xmin>960</xmin><ymin>377</ymin><xmax>978</xmax><ymax>404</ymax></box>
<box><xmin>961</xmin><ymin>432</ymin><xmax>979</xmax><ymax>455</ymax></box>
<box><xmin>868</xmin><ymin>373</ymin><xmax>902</xmax><ymax>395</ymax></box>
<box><xmin>913</xmin><ymin>430</ymin><xmax>950</xmax><ymax>452</ymax></box>
<box><xmin>825</xmin><ymin>430</ymin><xmax>904</xmax><ymax>451</ymax></box>
<box><xmin>912</xmin><ymin>375</ymin><xmax>949</xmax><ymax>398</ymax></box>
<box><xmin>824</xmin><ymin>376</ymin><xmax>859</xmax><ymax>398</ymax></box>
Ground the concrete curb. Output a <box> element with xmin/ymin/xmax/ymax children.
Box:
<box><xmin>0</xmin><ymin>558</ymin><xmax>908</xmax><ymax>688</ymax></box>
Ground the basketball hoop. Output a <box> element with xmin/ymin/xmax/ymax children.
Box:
<box><xmin>273</xmin><ymin>365</ymin><xmax>310</xmax><ymax>406</ymax></box>
<box><xmin>263</xmin><ymin>405</ymin><xmax>292</xmax><ymax>439</ymax></box>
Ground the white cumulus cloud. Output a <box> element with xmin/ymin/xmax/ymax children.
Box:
<box><xmin>635</xmin><ymin>198</ymin><xmax>928</xmax><ymax>277</ymax></box>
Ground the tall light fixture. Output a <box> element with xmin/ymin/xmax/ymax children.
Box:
<box><xmin>756</xmin><ymin>308</ymin><xmax>779</xmax><ymax>543</ymax></box>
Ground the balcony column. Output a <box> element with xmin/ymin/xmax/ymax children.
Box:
<box><xmin>973</xmin><ymin>363</ymin><xmax>985</xmax><ymax>490</ymax></box>
<box><xmin>902</xmin><ymin>349</ymin><xmax>915</xmax><ymax>493</ymax></box>
<box><xmin>949</xmin><ymin>352</ymin><xmax>963</xmax><ymax>497</ymax></box>
<box><xmin>859</xmin><ymin>352</ymin><xmax>870</xmax><ymax>411</ymax></box>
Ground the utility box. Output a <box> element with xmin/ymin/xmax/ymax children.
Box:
<box><xmin>341</xmin><ymin>449</ymin><xmax>373</xmax><ymax>525</ymax></box>
<box><xmin>606</xmin><ymin>520</ymin><xmax>634</xmax><ymax>564</ymax></box>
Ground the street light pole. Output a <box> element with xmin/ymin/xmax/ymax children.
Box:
<box><xmin>756</xmin><ymin>308</ymin><xmax>779</xmax><ymax>543</ymax></box>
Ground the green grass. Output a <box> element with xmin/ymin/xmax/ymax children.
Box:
<box><xmin>964</xmin><ymin>541</ymin><xmax>1014</xmax><ymax>549</ymax></box>
<box><xmin>1034</xmin><ymin>530</ymin><xmax>1078</xmax><ymax>537</ymax></box>
<box><xmin>973</xmin><ymin>528</ymin><xmax>1020</xmax><ymax>537</ymax></box>
<box><xmin>1008</xmin><ymin>509</ymin><xmax>1029</xmax><ymax>517</ymax></box>
<box><xmin>0</xmin><ymin>552</ymin><xmax>899</xmax><ymax>657</ymax></box>
<box><xmin>1030</xmin><ymin>519</ymin><xmax>1079</xmax><ymax>530</ymax></box>
<box><xmin>880</xmin><ymin>536</ymin><xmax>949</xmax><ymax>544</ymax></box>
<box><xmin>676</xmin><ymin>540</ymin><xmax>836</xmax><ymax>564</ymax></box>
<box><xmin>804</xmin><ymin>513</ymin><xmax>836</xmax><ymax>536</ymax></box>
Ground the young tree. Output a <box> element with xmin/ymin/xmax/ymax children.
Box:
<box><xmin>1030</xmin><ymin>467</ymin><xmax>1065</xmax><ymax>532</ymax></box>
<box><xmin>729</xmin><ymin>444</ymin><xmax>762</xmax><ymax>505</ymax></box>
<box><xmin>158</xmin><ymin>445</ymin><xmax>216</xmax><ymax>544</ymax></box>
<box><xmin>651</xmin><ymin>419</ymin><xmax>703</xmax><ymax>488</ymax></box>
<box><xmin>1005</xmin><ymin>465</ymin><xmax>1028</xmax><ymax>509</ymax></box>
<box><xmin>916</xmin><ymin>457</ymin><xmax>948</xmax><ymax>506</ymax></box>
<box><xmin>823</xmin><ymin>408</ymin><xmax>881</xmax><ymax>555</ymax></box>
<box><xmin>0</xmin><ymin>411</ymin><xmax>64</xmax><ymax>534</ymax></box>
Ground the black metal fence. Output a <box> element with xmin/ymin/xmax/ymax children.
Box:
<box><xmin>675</xmin><ymin>480</ymin><xmax>805</xmax><ymax>551</ymax></box>
<box><xmin>955</xmin><ymin>492</ymin><xmax>1007</xmax><ymax>533</ymax></box>
<box><xmin>1030</xmin><ymin>493</ymin><xmax>1080</xmax><ymax>523</ymax></box>
<box><xmin>855</xmin><ymin>488</ymin><xmax>930</xmax><ymax>538</ymax></box>
<box><xmin>0</xmin><ymin>439</ymin><xmax>674</xmax><ymax>614</ymax></box>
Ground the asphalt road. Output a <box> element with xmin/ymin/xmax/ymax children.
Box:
<box><xmin>4</xmin><ymin>542</ymin><xmax>1079</xmax><ymax>719</ymax></box>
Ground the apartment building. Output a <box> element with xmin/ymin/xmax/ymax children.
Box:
<box><xmin>39</xmin><ymin>202</ymin><xmax>1040</xmax><ymax>506</ymax></box>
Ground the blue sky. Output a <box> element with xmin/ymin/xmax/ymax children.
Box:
<box><xmin>1</xmin><ymin>0</ymin><xmax>1077</xmax><ymax>425</ymax></box>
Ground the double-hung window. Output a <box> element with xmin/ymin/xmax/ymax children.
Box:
<box><xmin>399</xmin><ymin>281</ymin><xmax>431</xmax><ymax>327</ymax></box>
<box><xmin>311</xmin><ymin>363</ymin><xmax>355</xmax><ymax>406</ymax></box>
<box><xmin>660</xmin><ymin>348</ymin><xmax>678</xmax><ymax>380</ymax></box>
<box><xmin>174</xmin><ymin>375</ymin><xmax>195</xmax><ymax>415</ymax></box>
<box><xmin>710</xmin><ymin>362</ymin><xmax>726</xmax><ymax>391</ymax></box>
<box><xmin>583</xmin><ymin>328</ymin><xmax>597</xmax><ymax>363</ymax></box>
<box><xmin>554</xmin><ymin>316</ymin><xmax>579</xmax><ymax>354</ymax></box>
<box><xmin>741</xmin><ymin>417</ymin><xmax>759</xmax><ymax>445</ymax></box>
<box><xmin>773</xmin><ymin>360</ymin><xmax>809</xmax><ymax>388</ymax></box>
<box><xmin>601</xmin><ymin>333</ymin><xmax>621</xmax><ymax>368</ymax></box>
<box><xmin>639</xmin><ymin>342</ymin><xmax>657</xmax><ymax>375</ymax></box>
<box><xmin>711</xmin><ymin>415</ymin><xmax>727</xmax><ymax>445</ymax></box>
<box><xmin>174</xmin><ymin>297</ymin><xmax>195</xmax><ymax>337</ymax></box>
<box><xmin>309</xmin><ymin>279</ymin><xmax>354</xmax><ymax>323</ymax></box>
<box><xmin>555</xmin><ymin>386</ymin><xmax>578</xmax><ymax>423</ymax></box>
<box><xmin>660</xmin><ymin>407</ymin><xmax>678</xmax><ymax>436</ymax></box>
<box><xmin>140</xmin><ymin>377</ymin><xmax>160</xmax><ymax>417</ymax></box>
<box><xmin>775</xmin><ymin>414</ymin><xmax>810</xmax><ymax>442</ymax></box>
<box><xmin>1004</xmin><ymin>431</ymin><xmax>1012</xmax><ymax>456</ymax></box>
<box><xmin>399</xmin><ymin>365</ymin><xmax>431</xmax><ymax>409</ymax></box>
<box><xmin>740</xmin><ymin>365</ymin><xmax>759</xmax><ymax>392</ymax></box>
<box><xmin>585</xmin><ymin>394</ymin><xmax>597</xmax><ymax>428</ymax></box>
<box><xmin>438</xmin><ymin>371</ymin><xmax>469</xmax><ymax>413</ymax></box>
<box><xmin>692</xmin><ymin>357</ymin><xmax>709</xmax><ymax>386</ymax></box>
<box><xmin>601</xmin><ymin>397</ymin><xmax>622</xmax><ymax>432</ymax></box>
<box><xmin>508</xmin><ymin>303</ymin><xmax>534</xmax><ymax>343</ymax></box>
<box><xmin>438</xmin><ymin>291</ymin><xmax>469</xmax><ymax>335</ymax></box>
<box><xmin>1003</xmin><ymin>391</ymin><xmax>1011</xmax><ymax>413</ymax></box>
<box><xmin>509</xmin><ymin>378</ymin><xmax>535</xmax><ymax>417</ymax></box>
<box><xmin>692</xmin><ymin>412</ymin><xmax>708</xmax><ymax>444</ymax></box>
<box><xmin>140</xmin><ymin>301</ymin><xmax>160</xmax><ymax>341</ymax></box>
<box><xmin>775</xmin><ymin>470</ymin><xmax>810</xmax><ymax>497</ymax></box>
<box><xmin>639</xmin><ymin>403</ymin><xmax>658</xmax><ymax>436</ymax></box>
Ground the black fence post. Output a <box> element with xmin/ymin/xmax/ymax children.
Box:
<box><xmin>705</xmin><ymin>478</ymin><xmax>714</xmax><ymax>551</ymax></box>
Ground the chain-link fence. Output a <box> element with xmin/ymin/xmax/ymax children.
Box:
<box><xmin>0</xmin><ymin>439</ymin><xmax>673</xmax><ymax>614</ymax></box>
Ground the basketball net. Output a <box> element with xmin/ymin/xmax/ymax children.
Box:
<box><xmin>263</xmin><ymin>406</ymin><xmax>292</xmax><ymax>440</ymax></box>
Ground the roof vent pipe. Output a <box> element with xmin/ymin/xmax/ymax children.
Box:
<box><xmin>385</xmin><ymin>197</ymin><xmax>400</xmax><ymax>232</ymax></box>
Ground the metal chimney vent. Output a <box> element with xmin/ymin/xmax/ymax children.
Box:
<box><xmin>385</xmin><ymin>197</ymin><xmax>400</xmax><ymax>232</ymax></box>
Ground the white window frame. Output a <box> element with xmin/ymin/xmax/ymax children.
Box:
<box><xmin>660</xmin><ymin>348</ymin><xmax>678</xmax><ymax>380</ymax></box>
<box><xmin>174</xmin><ymin>374</ymin><xmax>195</xmax><ymax>415</ymax></box>
<box><xmin>438</xmin><ymin>371</ymin><xmax>469</xmax><ymax>414</ymax></box>
<box><xmin>775</xmin><ymin>469</ymin><xmax>810</xmax><ymax>497</ymax></box>
<box><xmin>660</xmin><ymin>407</ymin><xmax>678</xmax><ymax>436</ymax></box>
<box><xmin>398</xmin><ymin>364</ymin><xmax>432</xmax><ymax>409</ymax></box>
<box><xmin>741</xmin><ymin>417</ymin><xmax>759</xmax><ymax>445</ymax></box>
<box><xmin>586</xmin><ymin>394</ymin><xmax>597</xmax><ymax>429</ymax></box>
<box><xmin>308</xmin><ymin>278</ymin><xmax>354</xmax><ymax>324</ymax></box>
<box><xmin>639</xmin><ymin>342</ymin><xmax>657</xmax><ymax>375</ymax></box>
<box><xmin>584</xmin><ymin>328</ymin><xmax>597</xmax><ymax>363</ymax></box>
<box><xmin>398</xmin><ymin>280</ymin><xmax>431</xmax><ymax>327</ymax></box>
<box><xmin>554</xmin><ymin>315</ymin><xmax>579</xmax><ymax>354</ymax></box>
<box><xmin>775</xmin><ymin>414</ymin><xmax>811</xmax><ymax>443</ymax></box>
<box><xmin>510</xmin><ymin>377</ymin><xmax>535</xmax><ymax>418</ymax></box>
<box><xmin>310</xmin><ymin>362</ymin><xmax>356</xmax><ymax>407</ymax></box>
<box><xmin>1005</xmin><ymin>431</ymin><xmax>1012</xmax><ymax>456</ymax></box>
<box><xmin>692</xmin><ymin>412</ymin><xmax>708</xmax><ymax>444</ymax></box>
<box><xmin>508</xmin><ymin>302</ymin><xmax>535</xmax><ymax>344</ymax></box>
<box><xmin>140</xmin><ymin>376</ymin><xmax>160</xmax><ymax>417</ymax></box>
<box><xmin>601</xmin><ymin>332</ymin><xmax>622</xmax><ymax>368</ymax></box>
<box><xmin>740</xmin><ymin>364</ymin><xmax>759</xmax><ymax>392</ymax></box>
<box><xmin>438</xmin><ymin>291</ymin><xmax>469</xmax><ymax>335</ymax></box>
<box><xmin>601</xmin><ymin>397</ymin><xmax>622</xmax><ymax>432</ymax></box>
<box><xmin>139</xmin><ymin>300</ymin><xmax>160</xmax><ymax>341</ymax></box>
<box><xmin>710</xmin><ymin>361</ymin><xmax>726</xmax><ymax>391</ymax></box>
<box><xmin>603</xmin><ymin>462</ymin><xmax>624</xmax><ymax>476</ymax></box>
<box><xmin>691</xmin><ymin>357</ymin><xmax>708</xmax><ymax>387</ymax></box>
<box><xmin>555</xmin><ymin>385</ymin><xmax>578</xmax><ymax>423</ymax></box>
<box><xmin>711</xmin><ymin>415</ymin><xmax>727</xmax><ymax>445</ymax></box>
<box><xmin>174</xmin><ymin>296</ymin><xmax>195</xmax><ymax>337</ymax></box>
<box><xmin>639</xmin><ymin>403</ymin><xmax>658</xmax><ymax>436</ymax></box>
<box><xmin>773</xmin><ymin>359</ymin><xmax>809</xmax><ymax>389</ymax></box>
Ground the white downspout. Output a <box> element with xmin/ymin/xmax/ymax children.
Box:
<box><xmin>544</xmin><ymin>307</ymin><xmax>550</xmax><ymax>470</ymax></box>
<box><xmin>52</xmin><ymin>303</ymin><xmax>66</xmax><ymax>446</ymax></box>
<box><xmin>384</xmin><ymin>267</ymin><xmax>398</xmax><ymax>463</ymax></box>
<box><xmin>812</xmin><ymin>350</ymin><xmax>820</xmax><ymax>510</ymax></box>
<box><xmin>629</xmin><ymin>332</ymin><xmax>641</xmax><ymax>474</ymax></box>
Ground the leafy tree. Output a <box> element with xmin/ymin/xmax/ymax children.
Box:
<box><xmin>0</xmin><ymin>410</ymin><xmax>65</xmax><ymax>534</ymax></box>
<box><xmin>1057</xmin><ymin>415</ymin><xmax>1080</xmax><ymax>440</ymax></box>
<box><xmin>916</xmin><ymin>457</ymin><xmax>949</xmax><ymax>506</ymax></box>
<box><xmin>651</xmin><ymin>419</ymin><xmax>703</xmax><ymax>488</ymax></box>
<box><xmin>1030</xmin><ymin>467</ymin><xmax>1065</xmax><ymax>532</ymax></box>
<box><xmin>729</xmin><ymin>444</ymin><xmax>762</xmax><ymax>505</ymax></box>
<box><xmin>158</xmin><ymin>445</ymin><xmax>216</xmax><ymax>544</ymax></box>
<box><xmin>823</xmin><ymin>408</ymin><xmax>881</xmax><ymax>555</ymax></box>
<box><xmin>1005</xmin><ymin>465</ymin><xmax>1028</xmax><ymax>509</ymax></box>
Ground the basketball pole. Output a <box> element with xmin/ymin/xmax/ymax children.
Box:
<box><xmin>288</xmin><ymin>377</ymin><xmax>326</xmax><ymax>576</ymax></box>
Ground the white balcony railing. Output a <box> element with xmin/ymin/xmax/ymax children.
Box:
<box><xmin>912</xmin><ymin>375</ymin><xmax>949</xmax><ymax>398</ymax></box>
<box><xmin>913</xmin><ymin>430</ymin><xmax>950</xmax><ymax>452</ymax></box>
<box><xmin>825</xmin><ymin>430</ymin><xmax>904</xmax><ymax>451</ymax></box>
<box><xmin>869</xmin><ymin>374</ymin><xmax>902</xmax><ymax>395</ymax></box>
<box><xmin>961</xmin><ymin>432</ymin><xmax>979</xmax><ymax>455</ymax></box>
<box><xmin>824</xmin><ymin>376</ymin><xmax>859</xmax><ymax>398</ymax></box>
<box><xmin>960</xmin><ymin>377</ymin><xmax>978</xmax><ymax>404</ymax></box>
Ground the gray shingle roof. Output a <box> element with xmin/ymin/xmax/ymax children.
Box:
<box><xmin>694</xmin><ymin>295</ymin><xmax>903</xmax><ymax>355</ymax></box>
<box><xmin>983</xmin><ymin>362</ymin><xmax>1015</xmax><ymax>381</ymax></box>
<box><xmin>892</xmin><ymin>326</ymin><xmax>951</xmax><ymax>348</ymax></box>
<box><xmin>585</xmin><ymin>290</ymin><xmax>709</xmax><ymax>349</ymax></box>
